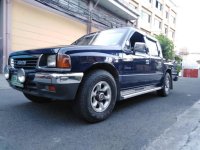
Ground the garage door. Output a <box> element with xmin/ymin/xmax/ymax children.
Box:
<box><xmin>11</xmin><ymin>0</ymin><xmax>87</xmax><ymax>51</ymax></box>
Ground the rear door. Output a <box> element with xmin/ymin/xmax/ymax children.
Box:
<box><xmin>145</xmin><ymin>37</ymin><xmax>164</xmax><ymax>85</ymax></box>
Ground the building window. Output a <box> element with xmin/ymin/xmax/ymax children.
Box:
<box><xmin>173</xmin><ymin>17</ymin><xmax>176</xmax><ymax>24</ymax></box>
<box><xmin>144</xmin><ymin>0</ymin><xmax>152</xmax><ymax>3</ymax></box>
<box><xmin>164</xmin><ymin>26</ymin><xmax>168</xmax><ymax>35</ymax></box>
<box><xmin>129</xmin><ymin>1</ymin><xmax>138</xmax><ymax>10</ymax></box>
<box><xmin>169</xmin><ymin>29</ymin><xmax>175</xmax><ymax>39</ymax></box>
<box><xmin>155</xmin><ymin>0</ymin><xmax>162</xmax><ymax>11</ymax></box>
<box><xmin>154</xmin><ymin>19</ymin><xmax>162</xmax><ymax>29</ymax></box>
<box><xmin>172</xmin><ymin>31</ymin><xmax>175</xmax><ymax>38</ymax></box>
<box><xmin>141</xmin><ymin>11</ymin><xmax>151</xmax><ymax>24</ymax></box>
<box><xmin>165</xmin><ymin>11</ymin><xmax>168</xmax><ymax>19</ymax></box>
<box><xmin>170</xmin><ymin>15</ymin><xmax>176</xmax><ymax>24</ymax></box>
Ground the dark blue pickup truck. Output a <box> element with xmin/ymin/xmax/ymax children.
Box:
<box><xmin>4</xmin><ymin>27</ymin><xmax>178</xmax><ymax>122</ymax></box>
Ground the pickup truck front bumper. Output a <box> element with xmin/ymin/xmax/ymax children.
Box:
<box><xmin>5</xmin><ymin>67</ymin><xmax>83</xmax><ymax>100</ymax></box>
<box><xmin>31</xmin><ymin>72</ymin><xmax>83</xmax><ymax>100</ymax></box>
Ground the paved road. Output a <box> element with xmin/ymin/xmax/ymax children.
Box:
<box><xmin>0</xmin><ymin>77</ymin><xmax>200</xmax><ymax>150</ymax></box>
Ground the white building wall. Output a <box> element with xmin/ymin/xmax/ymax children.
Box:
<box><xmin>130</xmin><ymin>0</ymin><xmax>177</xmax><ymax>41</ymax></box>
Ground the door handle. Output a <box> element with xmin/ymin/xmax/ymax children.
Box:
<box><xmin>146</xmin><ymin>59</ymin><xmax>150</xmax><ymax>64</ymax></box>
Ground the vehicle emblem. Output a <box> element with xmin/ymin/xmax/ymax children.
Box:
<box><xmin>17</xmin><ymin>60</ymin><xmax>26</xmax><ymax>65</ymax></box>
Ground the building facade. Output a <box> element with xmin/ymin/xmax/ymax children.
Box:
<box><xmin>128</xmin><ymin>0</ymin><xmax>177</xmax><ymax>40</ymax></box>
<box><xmin>0</xmin><ymin>0</ymin><xmax>139</xmax><ymax>73</ymax></box>
<box><xmin>0</xmin><ymin>0</ymin><xmax>177</xmax><ymax>73</ymax></box>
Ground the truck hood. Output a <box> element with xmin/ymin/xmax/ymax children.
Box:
<box><xmin>10</xmin><ymin>45</ymin><xmax>122</xmax><ymax>56</ymax></box>
<box><xmin>59</xmin><ymin>45</ymin><xmax>121</xmax><ymax>54</ymax></box>
<box><xmin>9</xmin><ymin>46</ymin><xmax>63</xmax><ymax>57</ymax></box>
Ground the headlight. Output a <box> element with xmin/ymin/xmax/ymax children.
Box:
<box><xmin>10</xmin><ymin>58</ymin><xmax>14</xmax><ymax>68</ymax></box>
<box><xmin>47</xmin><ymin>55</ymin><xmax>56</xmax><ymax>67</ymax></box>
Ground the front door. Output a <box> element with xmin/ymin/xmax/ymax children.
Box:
<box><xmin>120</xmin><ymin>31</ymin><xmax>151</xmax><ymax>90</ymax></box>
<box><xmin>120</xmin><ymin>52</ymin><xmax>151</xmax><ymax>90</ymax></box>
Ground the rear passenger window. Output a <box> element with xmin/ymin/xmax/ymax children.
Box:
<box><xmin>146</xmin><ymin>38</ymin><xmax>159</xmax><ymax>56</ymax></box>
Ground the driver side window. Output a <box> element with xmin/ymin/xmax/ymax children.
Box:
<box><xmin>129</xmin><ymin>32</ymin><xmax>145</xmax><ymax>51</ymax></box>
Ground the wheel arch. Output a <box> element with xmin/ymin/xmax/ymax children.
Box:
<box><xmin>83</xmin><ymin>63</ymin><xmax>120</xmax><ymax>100</ymax></box>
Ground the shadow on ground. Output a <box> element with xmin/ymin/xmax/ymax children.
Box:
<box><xmin>12</xmin><ymin>92</ymin><xmax>161</xmax><ymax>125</ymax></box>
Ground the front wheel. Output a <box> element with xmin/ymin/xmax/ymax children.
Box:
<box><xmin>76</xmin><ymin>70</ymin><xmax>117</xmax><ymax>123</ymax></box>
<box><xmin>23</xmin><ymin>93</ymin><xmax>52</xmax><ymax>103</ymax></box>
<box><xmin>157</xmin><ymin>73</ymin><xmax>171</xmax><ymax>97</ymax></box>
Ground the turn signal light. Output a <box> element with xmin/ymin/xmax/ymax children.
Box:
<box><xmin>57</xmin><ymin>54</ymin><xmax>71</xmax><ymax>69</ymax></box>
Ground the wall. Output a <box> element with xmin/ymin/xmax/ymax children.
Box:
<box><xmin>11</xmin><ymin>0</ymin><xmax>87</xmax><ymax>51</ymax></box>
<box><xmin>91</xmin><ymin>27</ymin><xmax>100</xmax><ymax>33</ymax></box>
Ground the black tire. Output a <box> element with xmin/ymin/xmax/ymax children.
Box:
<box><xmin>75</xmin><ymin>70</ymin><xmax>117</xmax><ymax>123</ymax></box>
<box><xmin>174</xmin><ymin>76</ymin><xmax>178</xmax><ymax>81</ymax></box>
<box><xmin>157</xmin><ymin>73</ymin><xmax>171</xmax><ymax>97</ymax></box>
<box><xmin>23</xmin><ymin>93</ymin><xmax>52</xmax><ymax>103</ymax></box>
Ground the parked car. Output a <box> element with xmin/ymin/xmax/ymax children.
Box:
<box><xmin>4</xmin><ymin>27</ymin><xmax>178</xmax><ymax>122</ymax></box>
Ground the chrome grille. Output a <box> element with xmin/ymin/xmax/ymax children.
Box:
<box><xmin>13</xmin><ymin>56</ymin><xmax>39</xmax><ymax>69</ymax></box>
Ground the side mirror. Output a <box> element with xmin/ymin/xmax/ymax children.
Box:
<box><xmin>134</xmin><ymin>42</ymin><xmax>148</xmax><ymax>54</ymax></box>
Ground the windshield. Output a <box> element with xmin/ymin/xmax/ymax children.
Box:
<box><xmin>72</xmin><ymin>28</ymin><xmax>129</xmax><ymax>46</ymax></box>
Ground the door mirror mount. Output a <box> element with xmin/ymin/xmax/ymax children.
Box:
<box><xmin>124</xmin><ymin>40</ymin><xmax>131</xmax><ymax>50</ymax></box>
<box><xmin>158</xmin><ymin>50</ymin><xmax>161</xmax><ymax>56</ymax></box>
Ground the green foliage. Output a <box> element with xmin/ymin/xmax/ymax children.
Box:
<box><xmin>176</xmin><ymin>65</ymin><xmax>182</xmax><ymax>74</ymax></box>
<box><xmin>155</xmin><ymin>34</ymin><xmax>175</xmax><ymax>60</ymax></box>
<box><xmin>174</xmin><ymin>55</ymin><xmax>182</xmax><ymax>63</ymax></box>
<box><xmin>174</xmin><ymin>55</ymin><xmax>182</xmax><ymax>73</ymax></box>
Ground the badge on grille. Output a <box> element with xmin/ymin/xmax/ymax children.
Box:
<box><xmin>16</xmin><ymin>60</ymin><xmax>26</xmax><ymax>65</ymax></box>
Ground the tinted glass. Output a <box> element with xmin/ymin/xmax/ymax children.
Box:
<box><xmin>72</xmin><ymin>28</ymin><xmax>128</xmax><ymax>46</ymax></box>
<box><xmin>146</xmin><ymin>38</ymin><xmax>159</xmax><ymax>56</ymax></box>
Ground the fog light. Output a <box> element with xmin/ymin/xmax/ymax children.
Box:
<box><xmin>17</xmin><ymin>69</ymin><xmax>26</xmax><ymax>83</ymax></box>
<box><xmin>4</xmin><ymin>65</ymin><xmax>10</xmax><ymax>79</ymax></box>
<box><xmin>48</xmin><ymin>85</ymin><xmax>56</xmax><ymax>92</ymax></box>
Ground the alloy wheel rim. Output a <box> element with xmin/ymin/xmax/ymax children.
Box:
<box><xmin>90</xmin><ymin>81</ymin><xmax>112</xmax><ymax>113</ymax></box>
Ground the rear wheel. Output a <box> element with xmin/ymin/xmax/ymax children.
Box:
<box><xmin>23</xmin><ymin>93</ymin><xmax>52</xmax><ymax>103</ymax></box>
<box><xmin>75</xmin><ymin>70</ymin><xmax>117</xmax><ymax>123</ymax></box>
<box><xmin>157</xmin><ymin>73</ymin><xmax>171</xmax><ymax>97</ymax></box>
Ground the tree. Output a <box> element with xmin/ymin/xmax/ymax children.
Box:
<box><xmin>174</xmin><ymin>55</ymin><xmax>182</xmax><ymax>63</ymax></box>
<box><xmin>155</xmin><ymin>34</ymin><xmax>175</xmax><ymax>60</ymax></box>
<box><xmin>174</xmin><ymin>55</ymin><xmax>183</xmax><ymax>73</ymax></box>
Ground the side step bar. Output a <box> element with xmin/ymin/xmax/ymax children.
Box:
<box><xmin>121</xmin><ymin>87</ymin><xmax>162</xmax><ymax>100</ymax></box>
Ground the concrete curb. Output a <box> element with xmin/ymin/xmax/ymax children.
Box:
<box><xmin>143</xmin><ymin>100</ymin><xmax>200</xmax><ymax>150</ymax></box>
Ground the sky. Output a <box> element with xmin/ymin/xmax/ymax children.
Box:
<box><xmin>175</xmin><ymin>0</ymin><xmax>200</xmax><ymax>53</ymax></box>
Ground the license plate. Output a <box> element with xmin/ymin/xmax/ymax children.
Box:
<box><xmin>11</xmin><ymin>75</ymin><xmax>24</xmax><ymax>88</ymax></box>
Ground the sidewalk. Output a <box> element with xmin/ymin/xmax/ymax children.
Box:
<box><xmin>0</xmin><ymin>74</ymin><xmax>10</xmax><ymax>89</ymax></box>
<box><xmin>143</xmin><ymin>100</ymin><xmax>200</xmax><ymax>150</ymax></box>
